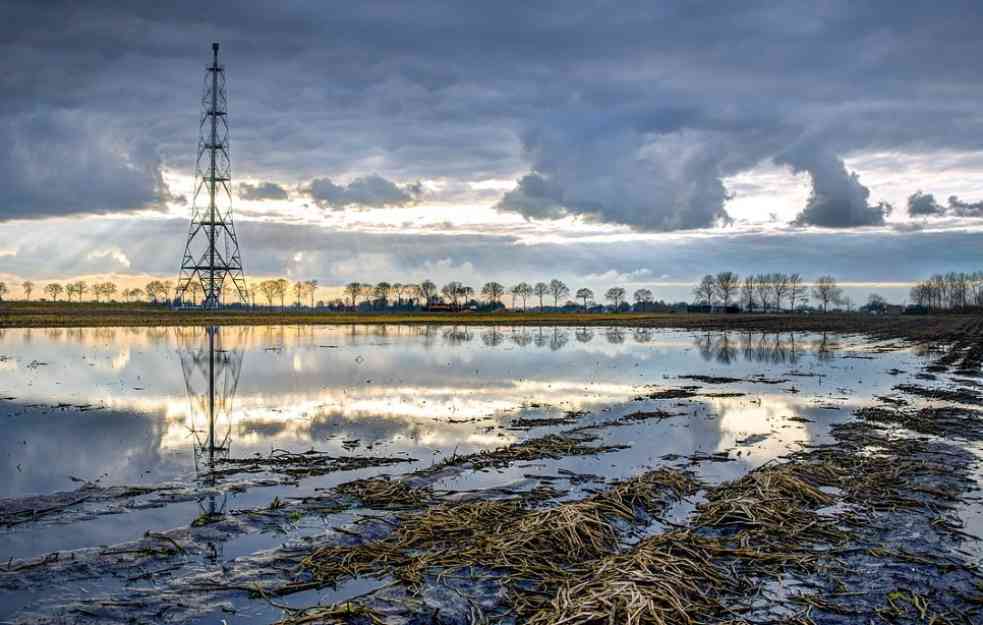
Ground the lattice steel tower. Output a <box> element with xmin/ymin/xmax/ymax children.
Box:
<box><xmin>176</xmin><ymin>43</ymin><xmax>248</xmax><ymax>308</ymax></box>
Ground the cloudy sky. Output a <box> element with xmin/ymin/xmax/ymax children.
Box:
<box><xmin>2</xmin><ymin>1</ymin><xmax>983</xmax><ymax>302</ymax></box>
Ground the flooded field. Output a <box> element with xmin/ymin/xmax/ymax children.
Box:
<box><xmin>1</xmin><ymin>324</ymin><xmax>981</xmax><ymax>624</ymax></box>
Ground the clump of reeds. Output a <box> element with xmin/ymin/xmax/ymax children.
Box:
<box><xmin>424</xmin><ymin>433</ymin><xmax>627</xmax><ymax>474</ymax></box>
<box><xmin>694</xmin><ymin>462</ymin><xmax>850</xmax><ymax>549</ymax></box>
<box><xmin>215</xmin><ymin>449</ymin><xmax>414</xmax><ymax>481</ymax></box>
<box><xmin>335</xmin><ymin>477</ymin><xmax>432</xmax><ymax>510</ymax></box>
<box><xmin>298</xmin><ymin>469</ymin><xmax>697</xmax><ymax>591</ymax></box>
<box><xmin>521</xmin><ymin>531</ymin><xmax>741</xmax><ymax>625</ymax></box>
<box><xmin>857</xmin><ymin>405</ymin><xmax>983</xmax><ymax>439</ymax></box>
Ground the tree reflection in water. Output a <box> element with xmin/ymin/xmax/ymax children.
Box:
<box><xmin>689</xmin><ymin>331</ymin><xmax>820</xmax><ymax>365</ymax></box>
<box><xmin>575</xmin><ymin>327</ymin><xmax>594</xmax><ymax>343</ymax></box>
<box><xmin>605</xmin><ymin>327</ymin><xmax>626</xmax><ymax>344</ymax></box>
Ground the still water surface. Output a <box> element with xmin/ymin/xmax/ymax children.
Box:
<box><xmin>0</xmin><ymin>324</ymin><xmax>957</xmax><ymax>622</ymax></box>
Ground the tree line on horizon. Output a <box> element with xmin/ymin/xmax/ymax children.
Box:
<box><xmin>0</xmin><ymin>272</ymin><xmax>977</xmax><ymax>313</ymax></box>
<box><xmin>908</xmin><ymin>272</ymin><xmax>983</xmax><ymax>310</ymax></box>
<box><xmin>693</xmin><ymin>272</ymin><xmax>845</xmax><ymax>313</ymax></box>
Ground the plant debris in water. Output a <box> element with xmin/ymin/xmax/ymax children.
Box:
<box><xmin>269</xmin><ymin>414</ymin><xmax>983</xmax><ymax>625</ymax></box>
<box><xmin>420</xmin><ymin>433</ymin><xmax>628</xmax><ymax>474</ymax></box>
<box><xmin>213</xmin><ymin>449</ymin><xmax>416</xmax><ymax>481</ymax></box>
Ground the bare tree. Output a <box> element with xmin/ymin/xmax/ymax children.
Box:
<box><xmin>44</xmin><ymin>282</ymin><xmax>63</xmax><ymax>302</ymax></box>
<box><xmin>788</xmin><ymin>273</ymin><xmax>806</xmax><ymax>311</ymax></box>
<box><xmin>511</xmin><ymin>282</ymin><xmax>531</xmax><ymax>310</ymax></box>
<box><xmin>259</xmin><ymin>280</ymin><xmax>278</xmax><ymax>306</ymax></box>
<box><xmin>374</xmin><ymin>282</ymin><xmax>391</xmax><ymax>307</ymax></box>
<box><xmin>740</xmin><ymin>275</ymin><xmax>755</xmax><ymax>311</ymax></box>
<box><xmin>21</xmin><ymin>280</ymin><xmax>34</xmax><ymax>301</ymax></box>
<box><xmin>0</xmin><ymin>282</ymin><xmax>7</xmax><ymax>301</ymax></box>
<box><xmin>440</xmin><ymin>281</ymin><xmax>462</xmax><ymax>308</ymax></box>
<box><xmin>771</xmin><ymin>273</ymin><xmax>790</xmax><ymax>311</ymax></box>
<box><xmin>419</xmin><ymin>280</ymin><xmax>437</xmax><ymax>306</ymax></box>
<box><xmin>548</xmin><ymin>279</ymin><xmax>569</xmax><ymax>308</ymax></box>
<box><xmin>910</xmin><ymin>282</ymin><xmax>930</xmax><ymax>308</ymax></box>
<box><xmin>305</xmin><ymin>279</ymin><xmax>319</xmax><ymax>307</ymax></box>
<box><xmin>605</xmin><ymin>286</ymin><xmax>626</xmax><ymax>310</ymax></box>
<box><xmin>576</xmin><ymin>288</ymin><xmax>594</xmax><ymax>310</ymax></box>
<box><xmin>533</xmin><ymin>282</ymin><xmax>549</xmax><ymax>310</ymax></box>
<box><xmin>481</xmin><ymin>281</ymin><xmax>505</xmax><ymax>306</ymax></box>
<box><xmin>343</xmin><ymin>282</ymin><xmax>362</xmax><ymax>308</ymax></box>
<box><xmin>693</xmin><ymin>275</ymin><xmax>716</xmax><ymax>307</ymax></box>
<box><xmin>865</xmin><ymin>293</ymin><xmax>887</xmax><ymax>313</ymax></box>
<box><xmin>713</xmin><ymin>272</ymin><xmax>740</xmax><ymax>309</ymax></box>
<box><xmin>811</xmin><ymin>275</ymin><xmax>843</xmax><ymax>313</ymax></box>
<box><xmin>274</xmin><ymin>278</ymin><xmax>288</xmax><ymax>308</ymax></box>
<box><xmin>402</xmin><ymin>284</ymin><xmax>419</xmax><ymax>307</ymax></box>
<box><xmin>633</xmin><ymin>288</ymin><xmax>653</xmax><ymax>311</ymax></box>
<box><xmin>149</xmin><ymin>280</ymin><xmax>168</xmax><ymax>303</ymax></box>
<box><xmin>753</xmin><ymin>274</ymin><xmax>772</xmax><ymax>311</ymax></box>
<box><xmin>293</xmin><ymin>281</ymin><xmax>305</xmax><ymax>306</ymax></box>
<box><xmin>400</xmin><ymin>283</ymin><xmax>418</xmax><ymax>306</ymax></box>
<box><xmin>101</xmin><ymin>282</ymin><xmax>116</xmax><ymax>302</ymax></box>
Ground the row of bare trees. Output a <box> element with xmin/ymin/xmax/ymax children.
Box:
<box><xmin>332</xmin><ymin>280</ymin><xmax>666</xmax><ymax>312</ymax></box>
<box><xmin>694</xmin><ymin>273</ymin><xmax>845</xmax><ymax>312</ymax></box>
<box><xmin>2</xmin><ymin>272</ymin><xmax>977</xmax><ymax>313</ymax></box>
<box><xmin>0</xmin><ymin>277</ymin><xmax>320</xmax><ymax>307</ymax></box>
<box><xmin>340</xmin><ymin>279</ymin><xmax>580</xmax><ymax>310</ymax></box>
<box><xmin>0</xmin><ymin>279</ymin><xmax>179</xmax><ymax>304</ymax></box>
<box><xmin>248</xmin><ymin>279</ymin><xmax>319</xmax><ymax>308</ymax></box>
<box><xmin>909</xmin><ymin>272</ymin><xmax>983</xmax><ymax>310</ymax></box>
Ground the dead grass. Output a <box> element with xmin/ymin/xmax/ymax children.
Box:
<box><xmin>296</xmin><ymin>469</ymin><xmax>698</xmax><ymax>591</ymax></box>
<box><xmin>522</xmin><ymin>531</ymin><xmax>742</xmax><ymax>625</ymax></box>
<box><xmin>335</xmin><ymin>477</ymin><xmax>433</xmax><ymax>509</ymax></box>
<box><xmin>421</xmin><ymin>433</ymin><xmax>628</xmax><ymax>474</ymax></box>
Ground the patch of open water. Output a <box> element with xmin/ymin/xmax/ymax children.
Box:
<box><xmin>0</xmin><ymin>324</ymin><xmax>970</xmax><ymax>622</ymax></box>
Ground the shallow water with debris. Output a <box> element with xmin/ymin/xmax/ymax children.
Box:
<box><xmin>0</xmin><ymin>324</ymin><xmax>979</xmax><ymax>624</ymax></box>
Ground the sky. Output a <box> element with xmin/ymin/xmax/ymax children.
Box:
<box><xmin>2</xmin><ymin>1</ymin><xmax>983</xmax><ymax>303</ymax></box>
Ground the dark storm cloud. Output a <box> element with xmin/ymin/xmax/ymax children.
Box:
<box><xmin>777</xmin><ymin>146</ymin><xmax>889</xmax><ymax>227</ymax></box>
<box><xmin>497</xmin><ymin>173</ymin><xmax>566</xmax><ymax>220</ymax></box>
<box><xmin>0</xmin><ymin>112</ymin><xmax>169</xmax><ymax>220</ymax></box>
<box><xmin>4</xmin><ymin>1</ymin><xmax>983</xmax><ymax>229</ymax></box>
<box><xmin>238</xmin><ymin>181</ymin><xmax>288</xmax><ymax>201</ymax></box>
<box><xmin>497</xmin><ymin>128</ymin><xmax>734</xmax><ymax>230</ymax></box>
<box><xmin>946</xmin><ymin>196</ymin><xmax>983</xmax><ymax>217</ymax></box>
<box><xmin>303</xmin><ymin>175</ymin><xmax>418</xmax><ymax>210</ymax></box>
<box><xmin>907</xmin><ymin>191</ymin><xmax>943</xmax><ymax>216</ymax></box>
<box><xmin>906</xmin><ymin>192</ymin><xmax>983</xmax><ymax>218</ymax></box>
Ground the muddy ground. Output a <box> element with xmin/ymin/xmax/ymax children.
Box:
<box><xmin>1</xmin><ymin>319</ymin><xmax>982</xmax><ymax>624</ymax></box>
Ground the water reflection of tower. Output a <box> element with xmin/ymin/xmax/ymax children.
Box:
<box><xmin>176</xmin><ymin>325</ymin><xmax>244</xmax><ymax>521</ymax></box>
